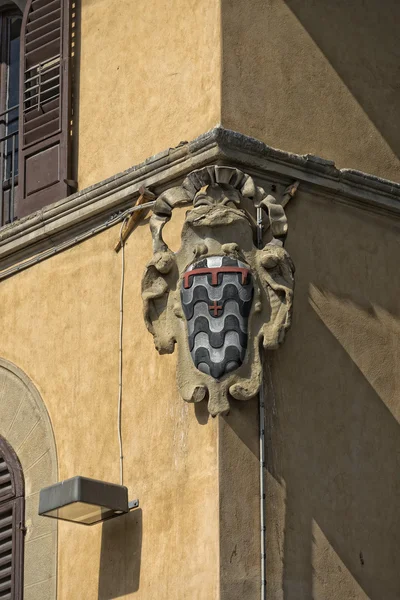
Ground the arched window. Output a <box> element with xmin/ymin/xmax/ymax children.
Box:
<box><xmin>0</xmin><ymin>6</ymin><xmax>22</xmax><ymax>226</ymax></box>
<box><xmin>0</xmin><ymin>435</ymin><xmax>24</xmax><ymax>600</ymax></box>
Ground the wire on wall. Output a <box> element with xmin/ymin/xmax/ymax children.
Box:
<box><xmin>117</xmin><ymin>216</ymin><xmax>129</xmax><ymax>486</ymax></box>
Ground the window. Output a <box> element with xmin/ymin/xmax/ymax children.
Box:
<box><xmin>0</xmin><ymin>436</ymin><xmax>24</xmax><ymax>600</ymax></box>
<box><xmin>0</xmin><ymin>8</ymin><xmax>22</xmax><ymax>226</ymax></box>
<box><xmin>0</xmin><ymin>0</ymin><xmax>73</xmax><ymax>227</ymax></box>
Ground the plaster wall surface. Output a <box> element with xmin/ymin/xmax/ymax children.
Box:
<box><xmin>219</xmin><ymin>402</ymin><xmax>260</xmax><ymax>600</ymax></box>
<box><xmin>265</xmin><ymin>187</ymin><xmax>400</xmax><ymax>599</ymax></box>
<box><xmin>221</xmin><ymin>0</ymin><xmax>400</xmax><ymax>182</ymax></box>
<box><xmin>76</xmin><ymin>0</ymin><xmax>221</xmax><ymax>190</ymax></box>
<box><xmin>0</xmin><ymin>217</ymin><xmax>219</xmax><ymax>599</ymax></box>
<box><xmin>0</xmin><ymin>162</ymin><xmax>399</xmax><ymax>598</ymax></box>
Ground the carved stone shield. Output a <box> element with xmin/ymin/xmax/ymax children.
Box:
<box><xmin>181</xmin><ymin>256</ymin><xmax>254</xmax><ymax>379</ymax></box>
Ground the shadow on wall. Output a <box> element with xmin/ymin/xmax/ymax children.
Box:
<box><xmin>184</xmin><ymin>188</ymin><xmax>400</xmax><ymax>599</ymax></box>
<box><xmin>283</xmin><ymin>0</ymin><xmax>400</xmax><ymax>161</ymax></box>
<box><xmin>221</xmin><ymin>0</ymin><xmax>400</xmax><ymax>179</ymax></box>
<box><xmin>98</xmin><ymin>508</ymin><xmax>142</xmax><ymax>599</ymax></box>
<box><xmin>262</xmin><ymin>192</ymin><xmax>400</xmax><ymax>600</ymax></box>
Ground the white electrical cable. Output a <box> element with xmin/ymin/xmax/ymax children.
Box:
<box><xmin>117</xmin><ymin>216</ymin><xmax>129</xmax><ymax>486</ymax></box>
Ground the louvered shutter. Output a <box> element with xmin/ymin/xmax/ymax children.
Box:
<box><xmin>0</xmin><ymin>503</ymin><xmax>14</xmax><ymax>600</ymax></box>
<box><xmin>0</xmin><ymin>500</ymin><xmax>24</xmax><ymax>600</ymax></box>
<box><xmin>0</xmin><ymin>440</ymin><xmax>24</xmax><ymax>600</ymax></box>
<box><xmin>17</xmin><ymin>0</ymin><xmax>71</xmax><ymax>218</ymax></box>
<box><xmin>0</xmin><ymin>456</ymin><xmax>12</xmax><ymax>499</ymax></box>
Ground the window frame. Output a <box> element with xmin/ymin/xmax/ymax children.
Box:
<box><xmin>0</xmin><ymin>4</ymin><xmax>22</xmax><ymax>226</ymax></box>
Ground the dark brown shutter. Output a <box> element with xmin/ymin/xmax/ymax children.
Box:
<box><xmin>0</xmin><ymin>438</ymin><xmax>24</xmax><ymax>600</ymax></box>
<box><xmin>0</xmin><ymin>499</ymin><xmax>24</xmax><ymax>600</ymax></box>
<box><xmin>17</xmin><ymin>0</ymin><xmax>71</xmax><ymax>218</ymax></box>
<box><xmin>0</xmin><ymin>503</ymin><xmax>14</xmax><ymax>600</ymax></box>
<box><xmin>0</xmin><ymin>455</ymin><xmax>13</xmax><ymax>500</ymax></box>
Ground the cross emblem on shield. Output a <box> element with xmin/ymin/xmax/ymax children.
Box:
<box><xmin>180</xmin><ymin>256</ymin><xmax>254</xmax><ymax>379</ymax></box>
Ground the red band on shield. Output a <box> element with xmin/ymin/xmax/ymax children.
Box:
<box><xmin>183</xmin><ymin>266</ymin><xmax>250</xmax><ymax>289</ymax></box>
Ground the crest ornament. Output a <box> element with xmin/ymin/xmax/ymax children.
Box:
<box><xmin>142</xmin><ymin>166</ymin><xmax>296</xmax><ymax>416</ymax></box>
<box><xmin>181</xmin><ymin>255</ymin><xmax>254</xmax><ymax>379</ymax></box>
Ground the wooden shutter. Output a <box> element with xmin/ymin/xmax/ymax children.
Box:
<box><xmin>17</xmin><ymin>0</ymin><xmax>71</xmax><ymax>218</ymax></box>
<box><xmin>0</xmin><ymin>499</ymin><xmax>24</xmax><ymax>600</ymax></box>
<box><xmin>0</xmin><ymin>439</ymin><xmax>24</xmax><ymax>600</ymax></box>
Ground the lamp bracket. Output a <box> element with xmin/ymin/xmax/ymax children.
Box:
<box><xmin>128</xmin><ymin>499</ymin><xmax>139</xmax><ymax>511</ymax></box>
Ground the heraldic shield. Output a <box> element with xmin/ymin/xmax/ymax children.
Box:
<box><xmin>181</xmin><ymin>256</ymin><xmax>254</xmax><ymax>379</ymax></box>
<box><xmin>142</xmin><ymin>165</ymin><xmax>296</xmax><ymax>415</ymax></box>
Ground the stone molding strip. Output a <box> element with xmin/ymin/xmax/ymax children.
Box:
<box><xmin>0</xmin><ymin>358</ymin><xmax>58</xmax><ymax>600</ymax></box>
<box><xmin>0</xmin><ymin>127</ymin><xmax>399</xmax><ymax>273</ymax></box>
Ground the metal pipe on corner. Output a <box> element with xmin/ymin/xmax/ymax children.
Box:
<box><xmin>257</xmin><ymin>204</ymin><xmax>267</xmax><ymax>600</ymax></box>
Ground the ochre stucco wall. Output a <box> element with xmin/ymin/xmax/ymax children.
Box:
<box><xmin>76</xmin><ymin>0</ymin><xmax>400</xmax><ymax>192</ymax></box>
<box><xmin>264</xmin><ymin>188</ymin><xmax>400</xmax><ymax>599</ymax></box>
<box><xmin>1</xmin><ymin>176</ymin><xmax>399</xmax><ymax>598</ymax></box>
<box><xmin>0</xmin><ymin>218</ymin><xmax>219</xmax><ymax>599</ymax></box>
<box><xmin>221</xmin><ymin>0</ymin><xmax>400</xmax><ymax>182</ymax></box>
<box><xmin>76</xmin><ymin>0</ymin><xmax>221</xmax><ymax>190</ymax></box>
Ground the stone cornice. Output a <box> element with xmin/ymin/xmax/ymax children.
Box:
<box><xmin>0</xmin><ymin>127</ymin><xmax>399</xmax><ymax>272</ymax></box>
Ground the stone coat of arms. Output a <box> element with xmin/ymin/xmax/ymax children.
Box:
<box><xmin>142</xmin><ymin>166</ymin><xmax>295</xmax><ymax>416</ymax></box>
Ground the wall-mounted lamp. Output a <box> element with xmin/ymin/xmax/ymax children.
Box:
<box><xmin>39</xmin><ymin>476</ymin><xmax>139</xmax><ymax>525</ymax></box>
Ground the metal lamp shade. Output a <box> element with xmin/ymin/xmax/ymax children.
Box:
<box><xmin>39</xmin><ymin>476</ymin><xmax>131</xmax><ymax>525</ymax></box>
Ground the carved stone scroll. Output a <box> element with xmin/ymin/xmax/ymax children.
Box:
<box><xmin>142</xmin><ymin>166</ymin><xmax>295</xmax><ymax>416</ymax></box>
